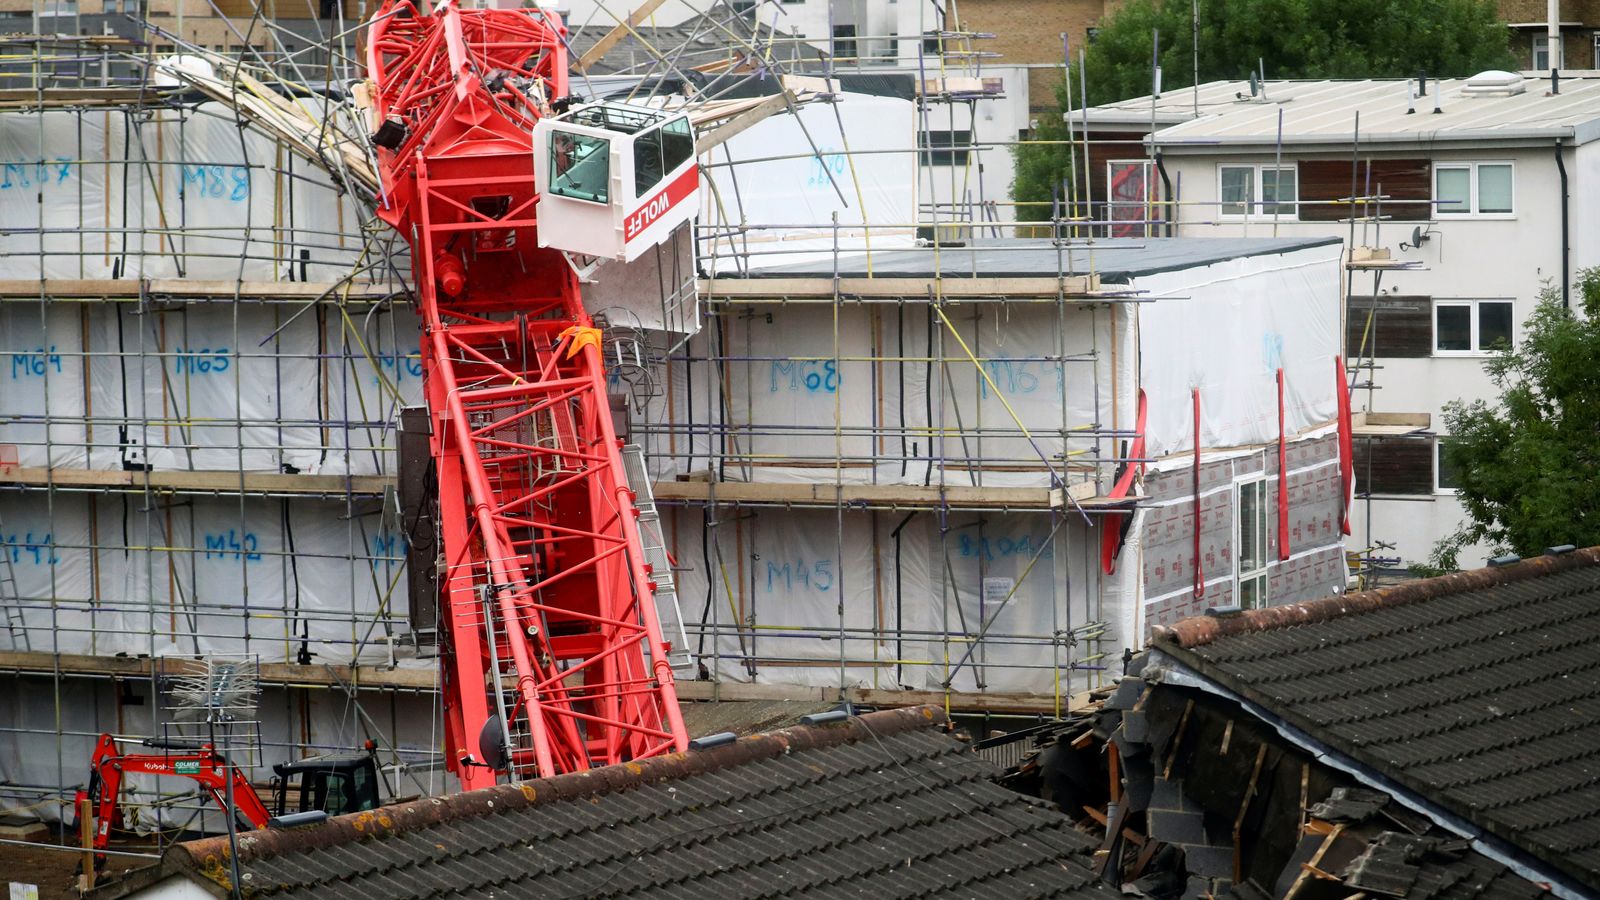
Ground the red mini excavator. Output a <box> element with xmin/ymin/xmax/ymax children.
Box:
<box><xmin>365</xmin><ymin>0</ymin><xmax>695</xmax><ymax>788</ymax></box>
<box><xmin>75</xmin><ymin>733</ymin><xmax>381</xmax><ymax>854</ymax></box>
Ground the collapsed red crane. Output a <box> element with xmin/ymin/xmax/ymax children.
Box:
<box><xmin>366</xmin><ymin>0</ymin><xmax>689</xmax><ymax>788</ymax></box>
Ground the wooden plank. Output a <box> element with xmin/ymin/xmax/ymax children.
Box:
<box><xmin>0</xmin><ymin>466</ymin><xmax>393</xmax><ymax>496</ymax></box>
<box><xmin>699</xmin><ymin>274</ymin><xmax>1103</xmax><ymax>299</ymax></box>
<box><xmin>695</xmin><ymin>91</ymin><xmax>795</xmax><ymax>155</ymax></box>
<box><xmin>673</xmin><ymin>678</ymin><xmax>1086</xmax><ymax>714</ymax></box>
<box><xmin>1351</xmin><ymin>411</ymin><xmax>1430</xmax><ymax>435</ymax></box>
<box><xmin>0</xmin><ymin>278</ymin><xmax>398</xmax><ymax>300</ymax></box>
<box><xmin>653</xmin><ymin>479</ymin><xmax>1110</xmax><ymax>510</ymax></box>
<box><xmin>1</xmin><ymin>468</ymin><xmax>1115</xmax><ymax>509</ymax></box>
<box><xmin>0</xmin><ymin>649</ymin><xmax>438</xmax><ymax>691</ymax></box>
<box><xmin>572</xmin><ymin>0</ymin><xmax>670</xmax><ymax>73</ymax></box>
<box><xmin>0</xmin><ymin>648</ymin><xmax>1087</xmax><ymax>712</ymax></box>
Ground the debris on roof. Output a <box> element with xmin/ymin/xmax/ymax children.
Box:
<box><xmin>1150</xmin><ymin>546</ymin><xmax>1600</xmax><ymax>894</ymax></box>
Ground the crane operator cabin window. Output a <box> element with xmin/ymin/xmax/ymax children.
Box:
<box><xmin>550</xmin><ymin>132</ymin><xmax>610</xmax><ymax>204</ymax></box>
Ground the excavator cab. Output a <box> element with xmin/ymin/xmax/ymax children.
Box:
<box><xmin>532</xmin><ymin>102</ymin><xmax>699</xmax><ymax>263</ymax></box>
<box><xmin>269</xmin><ymin>741</ymin><xmax>382</xmax><ymax>818</ymax></box>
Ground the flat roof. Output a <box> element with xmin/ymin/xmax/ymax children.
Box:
<box><xmin>1074</xmin><ymin>75</ymin><xmax>1600</xmax><ymax>148</ymax></box>
<box><xmin>747</xmin><ymin>236</ymin><xmax>1342</xmax><ymax>284</ymax></box>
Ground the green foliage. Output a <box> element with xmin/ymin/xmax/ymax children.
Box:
<box><xmin>1012</xmin><ymin>0</ymin><xmax>1516</xmax><ymax>216</ymax></box>
<box><xmin>1429</xmin><ymin>270</ymin><xmax>1600</xmax><ymax>571</ymax></box>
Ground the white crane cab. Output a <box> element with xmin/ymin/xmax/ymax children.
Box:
<box><xmin>533</xmin><ymin>103</ymin><xmax>699</xmax><ymax>263</ymax></box>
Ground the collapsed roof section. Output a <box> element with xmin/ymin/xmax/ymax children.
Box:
<box><xmin>1146</xmin><ymin>547</ymin><xmax>1600</xmax><ymax>896</ymax></box>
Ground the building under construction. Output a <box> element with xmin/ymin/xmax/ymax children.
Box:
<box><xmin>0</xmin><ymin>0</ymin><xmax>1352</xmax><ymax>870</ymax></box>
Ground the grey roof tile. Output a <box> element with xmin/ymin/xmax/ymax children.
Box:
<box><xmin>1167</xmin><ymin>560</ymin><xmax>1600</xmax><ymax>891</ymax></box>
<box><xmin>207</xmin><ymin>716</ymin><xmax>1114</xmax><ymax>899</ymax></box>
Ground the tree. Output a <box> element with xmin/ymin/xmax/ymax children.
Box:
<box><xmin>1011</xmin><ymin>0</ymin><xmax>1517</xmax><ymax>220</ymax></box>
<box><xmin>1429</xmin><ymin>270</ymin><xmax>1600</xmax><ymax>571</ymax></box>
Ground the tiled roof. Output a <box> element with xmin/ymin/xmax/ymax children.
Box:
<box><xmin>164</xmin><ymin>707</ymin><xmax>1119</xmax><ymax>899</ymax></box>
<box><xmin>1152</xmin><ymin>547</ymin><xmax>1600</xmax><ymax>893</ymax></box>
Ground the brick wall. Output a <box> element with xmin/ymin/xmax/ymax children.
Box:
<box><xmin>957</xmin><ymin>0</ymin><xmax>1110</xmax><ymax>113</ymax></box>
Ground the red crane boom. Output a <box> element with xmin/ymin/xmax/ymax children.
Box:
<box><xmin>366</xmin><ymin>0</ymin><xmax>689</xmax><ymax>788</ymax></box>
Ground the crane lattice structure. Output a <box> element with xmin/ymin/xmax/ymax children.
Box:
<box><xmin>367</xmin><ymin>0</ymin><xmax>688</xmax><ymax>788</ymax></box>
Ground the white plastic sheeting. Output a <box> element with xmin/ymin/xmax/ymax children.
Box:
<box><xmin>1</xmin><ymin>491</ymin><xmax>408</xmax><ymax>664</ymax></box>
<box><xmin>1</xmin><ymin>303</ymin><xmax>422</xmax><ymax>473</ymax></box>
<box><xmin>1</xmin><ymin>104</ymin><xmax>367</xmax><ymax>281</ymax></box>
<box><xmin>663</xmin><ymin>506</ymin><xmax>1103</xmax><ymax>694</ymax></box>
<box><xmin>1135</xmin><ymin>243</ymin><xmax>1343</xmax><ymax>458</ymax></box>
<box><xmin>698</xmin><ymin>91</ymin><xmax>919</xmax><ymax>270</ymax></box>
<box><xmin>637</xmin><ymin>301</ymin><xmax>1134</xmax><ymax>489</ymax></box>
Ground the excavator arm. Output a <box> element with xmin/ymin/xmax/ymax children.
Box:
<box><xmin>75</xmin><ymin>733</ymin><xmax>272</xmax><ymax>854</ymax></box>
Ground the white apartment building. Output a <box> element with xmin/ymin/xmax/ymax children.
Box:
<box><xmin>1075</xmin><ymin>73</ymin><xmax>1600</xmax><ymax>570</ymax></box>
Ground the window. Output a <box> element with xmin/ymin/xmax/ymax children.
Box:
<box><xmin>1235</xmin><ymin>478</ymin><xmax>1269</xmax><ymax>609</ymax></box>
<box><xmin>831</xmin><ymin>24</ymin><xmax>857</xmax><ymax>66</ymax></box>
<box><xmin>919</xmin><ymin>129</ymin><xmax>971</xmax><ymax>166</ymax></box>
<box><xmin>1594</xmin><ymin>33</ymin><xmax>1600</xmax><ymax>68</ymax></box>
<box><xmin>1219</xmin><ymin>164</ymin><xmax>1296</xmax><ymax>218</ymax></box>
<box><xmin>548</xmin><ymin>131</ymin><xmax>609</xmax><ymax>204</ymax></box>
<box><xmin>1435</xmin><ymin>437</ymin><xmax>1463</xmax><ymax>493</ymax></box>
<box><xmin>923</xmin><ymin>31</ymin><xmax>942</xmax><ymax>56</ymax></box>
<box><xmin>1107</xmin><ymin>160</ymin><xmax>1157</xmax><ymax>237</ymax></box>
<box><xmin>630</xmin><ymin>117</ymin><xmax>692</xmax><ymax>198</ymax></box>
<box><xmin>1534</xmin><ymin>34</ymin><xmax>1551</xmax><ymax>71</ymax></box>
<box><xmin>1086</xmin><ymin>26</ymin><xmax>1099</xmax><ymax>43</ymax></box>
<box><xmin>662</xmin><ymin>117</ymin><xmax>694</xmax><ymax>172</ymax></box>
<box><xmin>1434</xmin><ymin>162</ymin><xmax>1513</xmax><ymax>215</ymax></box>
<box><xmin>1434</xmin><ymin>299</ymin><xmax>1513</xmax><ymax>355</ymax></box>
<box><xmin>634</xmin><ymin>128</ymin><xmax>664</xmax><ymax>196</ymax></box>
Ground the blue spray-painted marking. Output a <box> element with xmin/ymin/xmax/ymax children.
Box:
<box><xmin>203</xmin><ymin>530</ymin><xmax>261</xmax><ymax>562</ymax></box>
<box><xmin>769</xmin><ymin>360</ymin><xmax>839</xmax><ymax>393</ymax></box>
<box><xmin>956</xmin><ymin>532</ymin><xmax>1054</xmax><ymax>563</ymax></box>
<box><xmin>0</xmin><ymin>159</ymin><xmax>72</xmax><ymax>190</ymax></box>
<box><xmin>172</xmin><ymin>347</ymin><xmax>230</xmax><ymax>375</ymax></box>
<box><xmin>765</xmin><ymin>558</ymin><xmax>835</xmax><ymax>593</ymax></box>
<box><xmin>181</xmin><ymin>165</ymin><xmax>250</xmax><ymax>201</ymax></box>
<box><xmin>1</xmin><ymin>532</ymin><xmax>60</xmax><ymax>565</ymax></box>
<box><xmin>10</xmin><ymin>347</ymin><xmax>63</xmax><ymax>379</ymax></box>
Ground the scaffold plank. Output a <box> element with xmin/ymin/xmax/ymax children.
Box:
<box><xmin>0</xmin><ymin>649</ymin><xmax>1087</xmax><ymax>713</ymax></box>
<box><xmin>654</xmin><ymin>479</ymin><xmax>1109</xmax><ymax>509</ymax></box>
<box><xmin>0</xmin><ymin>279</ymin><xmax>400</xmax><ymax>301</ymax></box>
<box><xmin>0</xmin><ymin>649</ymin><xmax>437</xmax><ymax>691</ymax></box>
<box><xmin>0</xmin><ymin>466</ymin><xmax>392</xmax><ymax>496</ymax></box>
<box><xmin>698</xmin><ymin>275</ymin><xmax>1102</xmax><ymax>299</ymax></box>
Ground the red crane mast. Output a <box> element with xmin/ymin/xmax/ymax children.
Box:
<box><xmin>366</xmin><ymin>0</ymin><xmax>689</xmax><ymax>788</ymax></box>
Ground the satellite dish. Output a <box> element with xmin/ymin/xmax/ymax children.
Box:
<box><xmin>477</xmin><ymin>714</ymin><xmax>510</xmax><ymax>771</ymax></box>
<box><xmin>1400</xmin><ymin>226</ymin><xmax>1432</xmax><ymax>252</ymax></box>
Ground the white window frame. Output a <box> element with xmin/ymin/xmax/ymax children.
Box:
<box><xmin>1217</xmin><ymin>163</ymin><xmax>1297</xmax><ymax>220</ymax></box>
<box><xmin>1593</xmin><ymin>33</ymin><xmax>1600</xmax><ymax>68</ymax></box>
<box><xmin>1432</xmin><ymin>298</ymin><xmax>1515</xmax><ymax>357</ymax></box>
<box><xmin>1434</xmin><ymin>437</ymin><xmax>1461</xmax><ymax>495</ymax></box>
<box><xmin>1433</xmin><ymin>161</ymin><xmax>1515</xmax><ymax>218</ymax></box>
<box><xmin>1107</xmin><ymin>159</ymin><xmax>1157</xmax><ymax>235</ymax></box>
<box><xmin>1233</xmin><ymin>475</ymin><xmax>1270</xmax><ymax>610</ymax></box>
<box><xmin>1534</xmin><ymin>34</ymin><xmax>1551</xmax><ymax>71</ymax></box>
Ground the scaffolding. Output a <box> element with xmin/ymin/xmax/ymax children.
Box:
<box><xmin>0</xmin><ymin>0</ymin><xmax>1279</xmax><ymax>861</ymax></box>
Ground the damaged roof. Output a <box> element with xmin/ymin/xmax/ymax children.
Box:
<box><xmin>107</xmin><ymin>707</ymin><xmax>1120</xmax><ymax>899</ymax></box>
<box><xmin>1152</xmin><ymin>547</ymin><xmax>1600</xmax><ymax>895</ymax></box>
